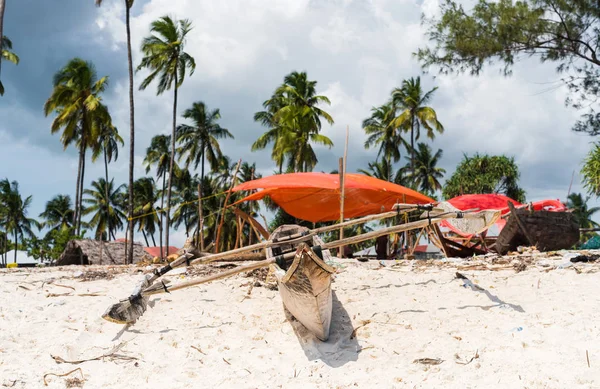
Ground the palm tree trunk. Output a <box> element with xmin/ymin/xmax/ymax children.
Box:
<box><xmin>0</xmin><ymin>0</ymin><xmax>6</xmax><ymax>81</ymax></box>
<box><xmin>79</xmin><ymin>146</ymin><xmax>86</xmax><ymax>236</ymax></box>
<box><xmin>126</xmin><ymin>0</ymin><xmax>136</xmax><ymax>264</ymax></box>
<box><xmin>13</xmin><ymin>227</ymin><xmax>17</xmax><ymax>264</ymax></box>
<box><xmin>142</xmin><ymin>229</ymin><xmax>149</xmax><ymax>247</ymax></box>
<box><xmin>159</xmin><ymin>174</ymin><xmax>165</xmax><ymax>257</ymax></box>
<box><xmin>410</xmin><ymin>114</ymin><xmax>415</xmax><ymax>175</ymax></box>
<box><xmin>165</xmin><ymin>70</ymin><xmax>178</xmax><ymax>253</ymax></box>
<box><xmin>104</xmin><ymin>148</ymin><xmax>110</xmax><ymax>241</ymax></box>
<box><xmin>74</xmin><ymin>147</ymin><xmax>83</xmax><ymax>234</ymax></box>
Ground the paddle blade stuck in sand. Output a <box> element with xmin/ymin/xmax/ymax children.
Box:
<box><xmin>102</xmin><ymin>274</ymin><xmax>154</xmax><ymax>324</ymax></box>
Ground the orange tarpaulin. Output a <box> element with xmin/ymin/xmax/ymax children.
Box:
<box><xmin>232</xmin><ymin>172</ymin><xmax>435</xmax><ymax>223</ymax></box>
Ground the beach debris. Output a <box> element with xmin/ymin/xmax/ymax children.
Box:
<box><xmin>43</xmin><ymin>368</ymin><xmax>84</xmax><ymax>387</ymax></box>
<box><xmin>50</xmin><ymin>342</ymin><xmax>137</xmax><ymax>365</ymax></box>
<box><xmin>77</xmin><ymin>270</ymin><xmax>115</xmax><ymax>281</ymax></box>
<box><xmin>570</xmin><ymin>254</ymin><xmax>600</xmax><ymax>263</ymax></box>
<box><xmin>413</xmin><ymin>358</ymin><xmax>443</xmax><ymax>365</ymax></box>
<box><xmin>587</xmin><ymin>350</ymin><xmax>591</xmax><ymax>368</ymax></box>
<box><xmin>456</xmin><ymin>350</ymin><xmax>479</xmax><ymax>365</ymax></box>
<box><xmin>350</xmin><ymin>320</ymin><xmax>371</xmax><ymax>340</ymax></box>
<box><xmin>191</xmin><ymin>345</ymin><xmax>207</xmax><ymax>355</ymax></box>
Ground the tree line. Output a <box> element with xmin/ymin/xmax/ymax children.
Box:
<box><xmin>2</xmin><ymin>0</ymin><xmax>600</xmax><ymax>265</ymax></box>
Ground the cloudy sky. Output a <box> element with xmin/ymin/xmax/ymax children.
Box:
<box><xmin>1</xmin><ymin>0</ymin><xmax>597</xmax><ymax>247</ymax></box>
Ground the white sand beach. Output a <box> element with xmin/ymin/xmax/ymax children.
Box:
<box><xmin>1</xmin><ymin>252</ymin><xmax>599</xmax><ymax>388</ymax></box>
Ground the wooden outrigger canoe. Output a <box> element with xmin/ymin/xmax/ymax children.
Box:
<box><xmin>267</xmin><ymin>225</ymin><xmax>335</xmax><ymax>341</ymax></box>
<box><xmin>494</xmin><ymin>203</ymin><xmax>580</xmax><ymax>255</ymax></box>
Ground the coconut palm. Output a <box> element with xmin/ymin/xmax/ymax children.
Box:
<box><xmin>171</xmin><ymin>168</ymin><xmax>200</xmax><ymax>238</ymax></box>
<box><xmin>358</xmin><ymin>159</ymin><xmax>407</xmax><ymax>186</ymax></box>
<box><xmin>44</xmin><ymin>58</ymin><xmax>112</xmax><ymax>236</ymax></box>
<box><xmin>391</xmin><ymin>77</ymin><xmax>444</xmax><ymax>173</ymax></box>
<box><xmin>82</xmin><ymin>178</ymin><xmax>126</xmax><ymax>240</ymax></box>
<box><xmin>92</xmin><ymin>122</ymin><xmax>124</xmax><ymax>240</ymax></box>
<box><xmin>253</xmin><ymin>71</ymin><xmax>334</xmax><ymax>172</ymax></box>
<box><xmin>567</xmin><ymin>193</ymin><xmax>600</xmax><ymax>230</ymax></box>
<box><xmin>138</xmin><ymin>15</ymin><xmax>196</xmax><ymax>253</ymax></box>
<box><xmin>132</xmin><ymin>177</ymin><xmax>159</xmax><ymax>246</ymax></box>
<box><xmin>95</xmin><ymin>0</ymin><xmax>136</xmax><ymax>263</ymax></box>
<box><xmin>39</xmin><ymin>194</ymin><xmax>74</xmax><ymax>233</ymax></box>
<box><xmin>402</xmin><ymin>143</ymin><xmax>445</xmax><ymax>196</ymax></box>
<box><xmin>0</xmin><ymin>35</ymin><xmax>19</xmax><ymax>96</ymax></box>
<box><xmin>143</xmin><ymin>134</ymin><xmax>173</xmax><ymax>257</ymax></box>
<box><xmin>177</xmin><ymin>101</ymin><xmax>233</xmax><ymax>186</ymax></box>
<box><xmin>363</xmin><ymin>102</ymin><xmax>407</xmax><ymax>170</ymax></box>
<box><xmin>0</xmin><ymin>179</ymin><xmax>39</xmax><ymax>263</ymax></box>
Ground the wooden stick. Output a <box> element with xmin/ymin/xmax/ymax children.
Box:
<box><xmin>507</xmin><ymin>202</ymin><xmax>537</xmax><ymax>247</ymax></box>
<box><xmin>215</xmin><ymin>159</ymin><xmax>242</xmax><ymax>253</ymax></box>
<box><xmin>339</xmin><ymin>157</ymin><xmax>345</xmax><ymax>258</ymax></box>
<box><xmin>232</xmin><ymin>207</ymin><xmax>270</xmax><ymax>240</ymax></box>
<box><xmin>198</xmin><ymin>183</ymin><xmax>204</xmax><ymax>251</ymax></box>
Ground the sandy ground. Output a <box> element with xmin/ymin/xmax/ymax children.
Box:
<box><xmin>1</xmin><ymin>252</ymin><xmax>600</xmax><ymax>389</ymax></box>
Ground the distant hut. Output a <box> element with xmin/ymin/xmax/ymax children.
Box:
<box><xmin>57</xmin><ymin>239</ymin><xmax>145</xmax><ymax>266</ymax></box>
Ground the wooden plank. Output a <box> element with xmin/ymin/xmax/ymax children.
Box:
<box><xmin>507</xmin><ymin>202</ymin><xmax>537</xmax><ymax>247</ymax></box>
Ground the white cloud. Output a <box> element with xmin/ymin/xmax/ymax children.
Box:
<box><xmin>5</xmin><ymin>0</ymin><xmax>600</xmax><ymax>245</ymax></box>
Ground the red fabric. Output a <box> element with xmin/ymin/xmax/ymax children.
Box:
<box><xmin>232</xmin><ymin>173</ymin><xmax>435</xmax><ymax>222</ymax></box>
<box><xmin>143</xmin><ymin>246</ymin><xmax>180</xmax><ymax>257</ymax></box>
<box><xmin>439</xmin><ymin>194</ymin><xmax>566</xmax><ymax>236</ymax></box>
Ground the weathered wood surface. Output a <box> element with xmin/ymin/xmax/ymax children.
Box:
<box><xmin>495</xmin><ymin>209</ymin><xmax>580</xmax><ymax>255</ymax></box>
<box><xmin>268</xmin><ymin>225</ymin><xmax>334</xmax><ymax>341</ymax></box>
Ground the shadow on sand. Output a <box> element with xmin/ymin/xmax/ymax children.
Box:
<box><xmin>284</xmin><ymin>291</ymin><xmax>360</xmax><ymax>368</ymax></box>
<box><xmin>456</xmin><ymin>275</ymin><xmax>525</xmax><ymax>313</ymax></box>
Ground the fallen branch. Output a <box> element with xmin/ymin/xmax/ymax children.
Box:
<box><xmin>50</xmin><ymin>342</ymin><xmax>137</xmax><ymax>365</ymax></box>
<box><xmin>456</xmin><ymin>350</ymin><xmax>479</xmax><ymax>365</ymax></box>
<box><xmin>413</xmin><ymin>358</ymin><xmax>444</xmax><ymax>365</ymax></box>
<box><xmin>43</xmin><ymin>368</ymin><xmax>84</xmax><ymax>386</ymax></box>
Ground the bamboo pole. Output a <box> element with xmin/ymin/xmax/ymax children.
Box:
<box><xmin>215</xmin><ymin>159</ymin><xmax>242</xmax><ymax>253</ymax></box>
<box><xmin>139</xmin><ymin>203</ymin><xmax>433</xmax><ymax>287</ymax></box>
<box><xmin>198</xmin><ymin>183</ymin><xmax>204</xmax><ymax>251</ymax></box>
<box><xmin>338</xmin><ymin>157</ymin><xmax>345</xmax><ymax>258</ymax></box>
<box><xmin>142</xmin><ymin>210</ymin><xmax>485</xmax><ymax>296</ymax></box>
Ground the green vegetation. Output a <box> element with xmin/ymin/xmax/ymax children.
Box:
<box><xmin>442</xmin><ymin>153</ymin><xmax>526</xmax><ymax>202</ymax></box>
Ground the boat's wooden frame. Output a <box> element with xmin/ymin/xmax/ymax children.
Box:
<box><xmin>267</xmin><ymin>225</ymin><xmax>334</xmax><ymax>341</ymax></box>
<box><xmin>494</xmin><ymin>203</ymin><xmax>580</xmax><ymax>254</ymax></box>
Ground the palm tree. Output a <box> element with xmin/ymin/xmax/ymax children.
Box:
<box><xmin>92</xmin><ymin>123</ymin><xmax>124</xmax><ymax>240</ymax></box>
<box><xmin>132</xmin><ymin>177</ymin><xmax>159</xmax><ymax>246</ymax></box>
<box><xmin>171</xmin><ymin>168</ymin><xmax>200</xmax><ymax>238</ymax></box>
<box><xmin>391</xmin><ymin>77</ymin><xmax>444</xmax><ymax>174</ymax></box>
<box><xmin>358</xmin><ymin>159</ymin><xmax>407</xmax><ymax>186</ymax></box>
<box><xmin>44</xmin><ymin>58</ymin><xmax>112</xmax><ymax>236</ymax></box>
<box><xmin>252</xmin><ymin>71</ymin><xmax>334</xmax><ymax>172</ymax></box>
<box><xmin>95</xmin><ymin>0</ymin><xmax>136</xmax><ymax>263</ymax></box>
<box><xmin>0</xmin><ymin>0</ymin><xmax>5</xmax><ymax>87</ymax></box>
<box><xmin>402</xmin><ymin>143</ymin><xmax>445</xmax><ymax>196</ymax></box>
<box><xmin>82</xmin><ymin>178</ymin><xmax>126</xmax><ymax>240</ymax></box>
<box><xmin>0</xmin><ymin>36</ymin><xmax>19</xmax><ymax>96</ymax></box>
<box><xmin>39</xmin><ymin>194</ymin><xmax>74</xmax><ymax>233</ymax></box>
<box><xmin>0</xmin><ymin>179</ymin><xmax>39</xmax><ymax>263</ymax></box>
<box><xmin>177</xmin><ymin>101</ymin><xmax>233</xmax><ymax>186</ymax></box>
<box><xmin>363</xmin><ymin>102</ymin><xmax>407</xmax><ymax>170</ymax></box>
<box><xmin>143</xmin><ymin>134</ymin><xmax>173</xmax><ymax>257</ymax></box>
<box><xmin>567</xmin><ymin>193</ymin><xmax>600</xmax><ymax>230</ymax></box>
<box><xmin>252</xmin><ymin>92</ymin><xmax>293</xmax><ymax>173</ymax></box>
<box><xmin>138</xmin><ymin>15</ymin><xmax>196</xmax><ymax>254</ymax></box>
